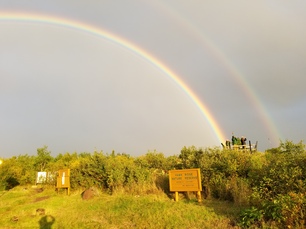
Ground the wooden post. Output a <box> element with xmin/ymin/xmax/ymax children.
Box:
<box><xmin>197</xmin><ymin>191</ymin><xmax>202</xmax><ymax>203</ymax></box>
<box><xmin>175</xmin><ymin>192</ymin><xmax>179</xmax><ymax>202</ymax></box>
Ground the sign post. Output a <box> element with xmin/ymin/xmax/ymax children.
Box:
<box><xmin>169</xmin><ymin>168</ymin><xmax>202</xmax><ymax>202</ymax></box>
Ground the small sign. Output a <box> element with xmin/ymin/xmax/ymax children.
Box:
<box><xmin>36</xmin><ymin>172</ymin><xmax>56</xmax><ymax>185</ymax></box>
<box><xmin>36</xmin><ymin>172</ymin><xmax>47</xmax><ymax>184</ymax></box>
<box><xmin>169</xmin><ymin>168</ymin><xmax>202</xmax><ymax>192</ymax></box>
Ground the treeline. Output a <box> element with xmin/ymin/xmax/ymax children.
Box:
<box><xmin>0</xmin><ymin>146</ymin><xmax>178</xmax><ymax>192</ymax></box>
<box><xmin>1</xmin><ymin>140</ymin><xmax>306</xmax><ymax>228</ymax></box>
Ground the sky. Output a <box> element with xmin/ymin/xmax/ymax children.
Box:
<box><xmin>0</xmin><ymin>0</ymin><xmax>305</xmax><ymax>157</ymax></box>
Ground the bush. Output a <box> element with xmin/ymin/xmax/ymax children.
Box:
<box><xmin>239</xmin><ymin>206</ymin><xmax>264</xmax><ymax>228</ymax></box>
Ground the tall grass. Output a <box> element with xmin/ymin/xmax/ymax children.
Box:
<box><xmin>0</xmin><ymin>186</ymin><xmax>240</xmax><ymax>229</ymax></box>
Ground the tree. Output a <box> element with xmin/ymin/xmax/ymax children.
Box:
<box><xmin>35</xmin><ymin>146</ymin><xmax>53</xmax><ymax>171</ymax></box>
<box><xmin>266</xmin><ymin>140</ymin><xmax>305</xmax><ymax>154</ymax></box>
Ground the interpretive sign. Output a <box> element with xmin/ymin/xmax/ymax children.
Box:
<box><xmin>169</xmin><ymin>168</ymin><xmax>202</xmax><ymax>192</ymax></box>
<box><xmin>56</xmin><ymin>169</ymin><xmax>70</xmax><ymax>195</ymax></box>
<box><xmin>36</xmin><ymin>172</ymin><xmax>55</xmax><ymax>185</ymax></box>
<box><xmin>36</xmin><ymin>172</ymin><xmax>47</xmax><ymax>184</ymax></box>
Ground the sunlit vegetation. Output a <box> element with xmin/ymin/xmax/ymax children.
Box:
<box><xmin>0</xmin><ymin>140</ymin><xmax>305</xmax><ymax>228</ymax></box>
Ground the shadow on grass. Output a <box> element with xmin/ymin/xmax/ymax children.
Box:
<box><xmin>39</xmin><ymin>215</ymin><xmax>55</xmax><ymax>229</ymax></box>
<box><xmin>202</xmin><ymin>199</ymin><xmax>245</xmax><ymax>223</ymax></box>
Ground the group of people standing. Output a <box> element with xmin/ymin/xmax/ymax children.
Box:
<box><xmin>222</xmin><ymin>134</ymin><xmax>258</xmax><ymax>152</ymax></box>
<box><xmin>224</xmin><ymin>134</ymin><xmax>247</xmax><ymax>149</ymax></box>
<box><xmin>231</xmin><ymin>135</ymin><xmax>247</xmax><ymax>146</ymax></box>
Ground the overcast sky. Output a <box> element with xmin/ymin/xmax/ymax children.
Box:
<box><xmin>1</xmin><ymin>0</ymin><xmax>305</xmax><ymax>157</ymax></box>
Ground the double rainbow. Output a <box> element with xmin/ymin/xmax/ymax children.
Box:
<box><xmin>0</xmin><ymin>11</ymin><xmax>227</xmax><ymax>144</ymax></box>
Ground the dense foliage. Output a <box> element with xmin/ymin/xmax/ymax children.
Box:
<box><xmin>0</xmin><ymin>140</ymin><xmax>305</xmax><ymax>228</ymax></box>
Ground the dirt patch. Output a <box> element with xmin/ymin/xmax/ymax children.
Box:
<box><xmin>33</xmin><ymin>188</ymin><xmax>44</xmax><ymax>193</ymax></box>
<box><xmin>33</xmin><ymin>196</ymin><xmax>50</xmax><ymax>203</ymax></box>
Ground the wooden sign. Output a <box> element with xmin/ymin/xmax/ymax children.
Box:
<box><xmin>169</xmin><ymin>168</ymin><xmax>202</xmax><ymax>202</ymax></box>
<box><xmin>169</xmin><ymin>168</ymin><xmax>202</xmax><ymax>192</ymax></box>
<box><xmin>56</xmin><ymin>169</ymin><xmax>70</xmax><ymax>195</ymax></box>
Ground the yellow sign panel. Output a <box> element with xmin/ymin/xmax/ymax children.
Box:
<box><xmin>169</xmin><ymin>168</ymin><xmax>202</xmax><ymax>192</ymax></box>
<box><xmin>56</xmin><ymin>169</ymin><xmax>70</xmax><ymax>188</ymax></box>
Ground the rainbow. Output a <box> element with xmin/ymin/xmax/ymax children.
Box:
<box><xmin>151</xmin><ymin>2</ymin><xmax>281</xmax><ymax>145</ymax></box>
<box><xmin>0</xmin><ymin>11</ymin><xmax>227</xmax><ymax>144</ymax></box>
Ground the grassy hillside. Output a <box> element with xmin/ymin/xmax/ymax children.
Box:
<box><xmin>0</xmin><ymin>186</ymin><xmax>241</xmax><ymax>229</ymax></box>
<box><xmin>1</xmin><ymin>140</ymin><xmax>306</xmax><ymax>228</ymax></box>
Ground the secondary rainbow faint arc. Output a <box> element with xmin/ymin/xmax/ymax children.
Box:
<box><xmin>151</xmin><ymin>1</ymin><xmax>280</xmax><ymax>146</ymax></box>
<box><xmin>0</xmin><ymin>11</ymin><xmax>226</xmax><ymax>143</ymax></box>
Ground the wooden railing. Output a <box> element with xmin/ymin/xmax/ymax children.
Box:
<box><xmin>221</xmin><ymin>141</ymin><xmax>258</xmax><ymax>152</ymax></box>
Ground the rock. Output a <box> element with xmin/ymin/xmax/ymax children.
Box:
<box><xmin>81</xmin><ymin>188</ymin><xmax>95</xmax><ymax>200</ymax></box>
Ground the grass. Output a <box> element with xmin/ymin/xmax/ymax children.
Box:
<box><xmin>0</xmin><ymin>186</ymin><xmax>243</xmax><ymax>229</ymax></box>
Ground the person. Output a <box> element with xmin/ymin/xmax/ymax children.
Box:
<box><xmin>241</xmin><ymin>136</ymin><xmax>247</xmax><ymax>148</ymax></box>
<box><xmin>231</xmin><ymin>134</ymin><xmax>236</xmax><ymax>145</ymax></box>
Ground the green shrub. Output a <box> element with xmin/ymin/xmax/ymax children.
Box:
<box><xmin>239</xmin><ymin>206</ymin><xmax>264</xmax><ymax>228</ymax></box>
